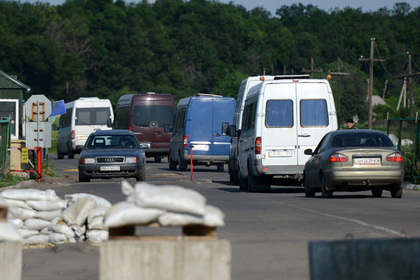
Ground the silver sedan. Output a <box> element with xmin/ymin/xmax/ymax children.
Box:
<box><xmin>303</xmin><ymin>129</ymin><xmax>404</xmax><ymax>198</ymax></box>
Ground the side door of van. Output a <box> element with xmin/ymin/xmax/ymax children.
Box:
<box><xmin>296</xmin><ymin>82</ymin><xmax>335</xmax><ymax>166</ymax></box>
<box><xmin>260</xmin><ymin>83</ymin><xmax>299</xmax><ymax>169</ymax></box>
<box><xmin>211</xmin><ymin>98</ymin><xmax>234</xmax><ymax>157</ymax></box>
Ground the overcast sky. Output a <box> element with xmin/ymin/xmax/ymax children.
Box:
<box><xmin>20</xmin><ymin>0</ymin><xmax>419</xmax><ymax>15</ymax></box>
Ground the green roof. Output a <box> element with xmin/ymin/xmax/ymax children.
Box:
<box><xmin>0</xmin><ymin>69</ymin><xmax>31</xmax><ymax>92</ymax></box>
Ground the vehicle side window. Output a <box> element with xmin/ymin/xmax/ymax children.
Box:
<box><xmin>265</xmin><ymin>100</ymin><xmax>293</xmax><ymax>127</ymax></box>
<box><xmin>59</xmin><ymin>108</ymin><xmax>72</xmax><ymax>128</ymax></box>
<box><xmin>300</xmin><ymin>99</ymin><xmax>328</xmax><ymax>127</ymax></box>
<box><xmin>313</xmin><ymin>134</ymin><xmax>330</xmax><ymax>154</ymax></box>
<box><xmin>174</xmin><ymin>110</ymin><xmax>186</xmax><ymax>130</ymax></box>
<box><xmin>242</xmin><ymin>100</ymin><xmax>257</xmax><ymax>132</ymax></box>
<box><xmin>114</xmin><ymin>106</ymin><xmax>130</xmax><ymax>129</ymax></box>
<box><xmin>75</xmin><ymin>107</ymin><xmax>111</xmax><ymax>126</ymax></box>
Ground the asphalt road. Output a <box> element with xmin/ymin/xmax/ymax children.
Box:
<box><xmin>9</xmin><ymin>155</ymin><xmax>420</xmax><ymax>280</ymax></box>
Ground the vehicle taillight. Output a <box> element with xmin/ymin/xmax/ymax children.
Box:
<box><xmin>128</xmin><ymin>126</ymin><xmax>132</xmax><ymax>132</ymax></box>
<box><xmin>386</xmin><ymin>153</ymin><xmax>403</xmax><ymax>162</ymax></box>
<box><xmin>183</xmin><ymin>135</ymin><xmax>188</xmax><ymax>147</ymax></box>
<box><xmin>71</xmin><ymin>130</ymin><xmax>75</xmax><ymax>140</ymax></box>
<box><xmin>329</xmin><ymin>153</ymin><xmax>348</xmax><ymax>162</ymax></box>
<box><xmin>255</xmin><ymin>137</ymin><xmax>262</xmax><ymax>154</ymax></box>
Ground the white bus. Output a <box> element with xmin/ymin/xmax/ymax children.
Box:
<box><xmin>56</xmin><ymin>97</ymin><xmax>113</xmax><ymax>159</ymax></box>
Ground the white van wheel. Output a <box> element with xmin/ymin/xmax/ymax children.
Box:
<box><xmin>238</xmin><ymin>171</ymin><xmax>247</xmax><ymax>190</ymax></box>
<box><xmin>67</xmin><ymin>143</ymin><xmax>75</xmax><ymax>159</ymax></box>
<box><xmin>154</xmin><ymin>156</ymin><xmax>162</xmax><ymax>163</ymax></box>
<box><xmin>178</xmin><ymin>153</ymin><xmax>187</xmax><ymax>171</ymax></box>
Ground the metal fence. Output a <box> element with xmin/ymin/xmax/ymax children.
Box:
<box><xmin>387</xmin><ymin>118</ymin><xmax>420</xmax><ymax>183</ymax></box>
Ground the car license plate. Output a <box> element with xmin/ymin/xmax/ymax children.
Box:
<box><xmin>268</xmin><ymin>150</ymin><xmax>292</xmax><ymax>157</ymax></box>
<box><xmin>100</xmin><ymin>165</ymin><xmax>120</xmax><ymax>171</ymax></box>
<box><xmin>353</xmin><ymin>158</ymin><xmax>381</xmax><ymax>166</ymax></box>
<box><xmin>192</xmin><ymin>145</ymin><xmax>209</xmax><ymax>151</ymax></box>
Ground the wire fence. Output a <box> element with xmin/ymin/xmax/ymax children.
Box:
<box><xmin>387</xmin><ymin>118</ymin><xmax>420</xmax><ymax>183</ymax></box>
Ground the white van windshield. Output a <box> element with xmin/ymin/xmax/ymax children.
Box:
<box><xmin>75</xmin><ymin>107</ymin><xmax>111</xmax><ymax>125</ymax></box>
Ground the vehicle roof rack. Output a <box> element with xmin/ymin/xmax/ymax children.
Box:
<box><xmin>273</xmin><ymin>74</ymin><xmax>310</xmax><ymax>80</ymax></box>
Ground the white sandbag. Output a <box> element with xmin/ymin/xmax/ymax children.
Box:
<box><xmin>86</xmin><ymin>229</ymin><xmax>109</xmax><ymax>243</ymax></box>
<box><xmin>1</xmin><ymin>189</ymin><xmax>59</xmax><ymax>201</ymax></box>
<box><xmin>158</xmin><ymin>212</ymin><xmax>204</xmax><ymax>227</ymax></box>
<box><xmin>26</xmin><ymin>199</ymin><xmax>66</xmax><ymax>211</ymax></box>
<box><xmin>35</xmin><ymin>210</ymin><xmax>63</xmax><ymax>221</ymax></box>
<box><xmin>64</xmin><ymin>193</ymin><xmax>112</xmax><ymax>208</ymax></box>
<box><xmin>71</xmin><ymin>225</ymin><xmax>86</xmax><ymax>237</ymax></box>
<box><xmin>61</xmin><ymin>197</ymin><xmax>97</xmax><ymax>227</ymax></box>
<box><xmin>40</xmin><ymin>227</ymin><xmax>53</xmax><ymax>235</ymax></box>
<box><xmin>104</xmin><ymin>201</ymin><xmax>165</xmax><ymax>228</ymax></box>
<box><xmin>88</xmin><ymin>216</ymin><xmax>107</xmax><ymax>230</ymax></box>
<box><xmin>9</xmin><ymin>218</ymin><xmax>24</xmax><ymax>229</ymax></box>
<box><xmin>0</xmin><ymin>222</ymin><xmax>23</xmax><ymax>243</ymax></box>
<box><xmin>87</xmin><ymin>207</ymin><xmax>108</xmax><ymax>223</ymax></box>
<box><xmin>68</xmin><ymin>235</ymin><xmax>85</xmax><ymax>243</ymax></box>
<box><xmin>24</xmin><ymin>218</ymin><xmax>51</xmax><ymax>231</ymax></box>
<box><xmin>4</xmin><ymin>198</ymin><xmax>33</xmax><ymax>210</ymax></box>
<box><xmin>129</xmin><ymin>182</ymin><xmax>207</xmax><ymax>216</ymax></box>
<box><xmin>19</xmin><ymin>229</ymin><xmax>39</xmax><ymax>239</ymax></box>
<box><xmin>7</xmin><ymin>206</ymin><xmax>36</xmax><ymax>220</ymax></box>
<box><xmin>48</xmin><ymin>232</ymin><xmax>68</xmax><ymax>244</ymax></box>
<box><xmin>49</xmin><ymin>217</ymin><xmax>76</xmax><ymax>239</ymax></box>
<box><xmin>203</xmin><ymin>205</ymin><xmax>225</xmax><ymax>227</ymax></box>
<box><xmin>23</xmin><ymin>234</ymin><xmax>49</xmax><ymax>245</ymax></box>
<box><xmin>0</xmin><ymin>194</ymin><xmax>6</xmax><ymax>206</ymax></box>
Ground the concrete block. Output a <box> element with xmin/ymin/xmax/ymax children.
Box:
<box><xmin>100</xmin><ymin>239</ymin><xmax>231</xmax><ymax>280</ymax></box>
<box><xmin>0</xmin><ymin>242</ymin><xmax>22</xmax><ymax>280</ymax></box>
<box><xmin>309</xmin><ymin>238</ymin><xmax>420</xmax><ymax>280</ymax></box>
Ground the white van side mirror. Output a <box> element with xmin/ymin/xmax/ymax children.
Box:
<box><xmin>304</xmin><ymin>149</ymin><xmax>313</xmax><ymax>155</ymax></box>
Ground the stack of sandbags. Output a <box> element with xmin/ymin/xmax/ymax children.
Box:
<box><xmin>103</xmin><ymin>181</ymin><xmax>225</xmax><ymax>229</ymax></box>
<box><xmin>0</xmin><ymin>194</ymin><xmax>23</xmax><ymax>243</ymax></box>
<box><xmin>1</xmin><ymin>189</ymin><xmax>66</xmax><ymax>245</ymax></box>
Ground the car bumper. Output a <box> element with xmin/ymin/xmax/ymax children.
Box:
<box><xmin>325</xmin><ymin>169</ymin><xmax>404</xmax><ymax>189</ymax></box>
<box><xmin>78</xmin><ymin>164</ymin><xmax>143</xmax><ymax>179</ymax></box>
<box><xmin>182</xmin><ymin>150</ymin><xmax>229</xmax><ymax>165</ymax></box>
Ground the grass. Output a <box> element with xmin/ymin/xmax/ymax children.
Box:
<box><xmin>0</xmin><ymin>172</ymin><xmax>28</xmax><ymax>188</ymax></box>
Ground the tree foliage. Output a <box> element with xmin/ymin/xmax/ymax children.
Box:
<box><xmin>0</xmin><ymin>0</ymin><xmax>419</xmax><ymax>125</ymax></box>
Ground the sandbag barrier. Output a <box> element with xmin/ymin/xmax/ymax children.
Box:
<box><xmin>0</xmin><ymin>180</ymin><xmax>226</xmax><ymax>246</ymax></box>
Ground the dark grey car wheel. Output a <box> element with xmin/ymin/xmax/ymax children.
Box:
<box><xmin>238</xmin><ymin>170</ymin><xmax>247</xmax><ymax>190</ymax></box>
<box><xmin>79</xmin><ymin>172</ymin><xmax>90</xmax><ymax>182</ymax></box>
<box><xmin>371</xmin><ymin>189</ymin><xmax>383</xmax><ymax>197</ymax></box>
<box><xmin>304</xmin><ymin>175</ymin><xmax>316</xmax><ymax>197</ymax></box>
<box><xmin>136</xmin><ymin>167</ymin><xmax>145</xmax><ymax>181</ymax></box>
<box><xmin>321</xmin><ymin>176</ymin><xmax>333</xmax><ymax>198</ymax></box>
<box><xmin>391</xmin><ymin>186</ymin><xmax>403</xmax><ymax>198</ymax></box>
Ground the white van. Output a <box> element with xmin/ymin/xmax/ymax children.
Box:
<box><xmin>56</xmin><ymin>97</ymin><xmax>114</xmax><ymax>159</ymax></box>
<box><xmin>234</xmin><ymin>77</ymin><xmax>338</xmax><ymax>191</ymax></box>
<box><xmin>228</xmin><ymin>75</ymin><xmax>308</xmax><ymax>184</ymax></box>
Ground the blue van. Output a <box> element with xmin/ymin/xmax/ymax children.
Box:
<box><xmin>169</xmin><ymin>94</ymin><xmax>235</xmax><ymax>171</ymax></box>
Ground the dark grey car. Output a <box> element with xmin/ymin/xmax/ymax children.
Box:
<box><xmin>78</xmin><ymin>130</ymin><xmax>149</xmax><ymax>182</ymax></box>
<box><xmin>303</xmin><ymin>129</ymin><xmax>404</xmax><ymax>198</ymax></box>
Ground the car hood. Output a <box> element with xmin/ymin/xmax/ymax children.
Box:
<box><xmin>80</xmin><ymin>148</ymin><xmax>141</xmax><ymax>158</ymax></box>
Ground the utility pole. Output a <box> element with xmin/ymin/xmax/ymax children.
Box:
<box><xmin>302</xmin><ymin>57</ymin><xmax>323</xmax><ymax>78</ymax></box>
<box><xmin>328</xmin><ymin>57</ymin><xmax>350</xmax><ymax>126</ymax></box>
<box><xmin>395</xmin><ymin>52</ymin><xmax>420</xmax><ymax>118</ymax></box>
<box><xmin>359</xmin><ymin>38</ymin><xmax>385</xmax><ymax>129</ymax></box>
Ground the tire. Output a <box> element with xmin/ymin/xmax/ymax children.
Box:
<box><xmin>217</xmin><ymin>164</ymin><xmax>225</xmax><ymax>171</ymax></box>
<box><xmin>371</xmin><ymin>189</ymin><xmax>383</xmax><ymax>197</ymax></box>
<box><xmin>57</xmin><ymin>144</ymin><xmax>64</xmax><ymax>159</ymax></box>
<box><xmin>67</xmin><ymin>143</ymin><xmax>75</xmax><ymax>159</ymax></box>
<box><xmin>178</xmin><ymin>153</ymin><xmax>187</xmax><ymax>171</ymax></box>
<box><xmin>168</xmin><ymin>154</ymin><xmax>177</xmax><ymax>171</ymax></box>
<box><xmin>79</xmin><ymin>172</ymin><xmax>90</xmax><ymax>182</ymax></box>
<box><xmin>391</xmin><ymin>186</ymin><xmax>403</xmax><ymax>198</ymax></box>
<box><xmin>247</xmin><ymin>166</ymin><xmax>270</xmax><ymax>192</ymax></box>
<box><xmin>238</xmin><ymin>170</ymin><xmax>247</xmax><ymax>190</ymax></box>
<box><xmin>304</xmin><ymin>175</ymin><xmax>316</xmax><ymax>197</ymax></box>
<box><xmin>136</xmin><ymin>167</ymin><xmax>145</xmax><ymax>181</ymax></box>
<box><xmin>321</xmin><ymin>176</ymin><xmax>333</xmax><ymax>198</ymax></box>
<box><xmin>154</xmin><ymin>156</ymin><xmax>162</xmax><ymax>163</ymax></box>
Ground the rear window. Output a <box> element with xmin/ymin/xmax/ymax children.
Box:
<box><xmin>332</xmin><ymin>133</ymin><xmax>394</xmax><ymax>148</ymax></box>
<box><xmin>265</xmin><ymin>100</ymin><xmax>293</xmax><ymax>127</ymax></box>
<box><xmin>75</xmin><ymin>107</ymin><xmax>111</xmax><ymax>126</ymax></box>
<box><xmin>300</xmin><ymin>99</ymin><xmax>328</xmax><ymax>127</ymax></box>
<box><xmin>133</xmin><ymin>106</ymin><xmax>174</xmax><ymax>127</ymax></box>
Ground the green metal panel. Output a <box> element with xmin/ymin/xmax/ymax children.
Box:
<box><xmin>0</xmin><ymin>118</ymin><xmax>11</xmax><ymax>172</ymax></box>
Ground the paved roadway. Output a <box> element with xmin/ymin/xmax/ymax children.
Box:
<box><xmin>16</xmin><ymin>155</ymin><xmax>420</xmax><ymax>280</ymax></box>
